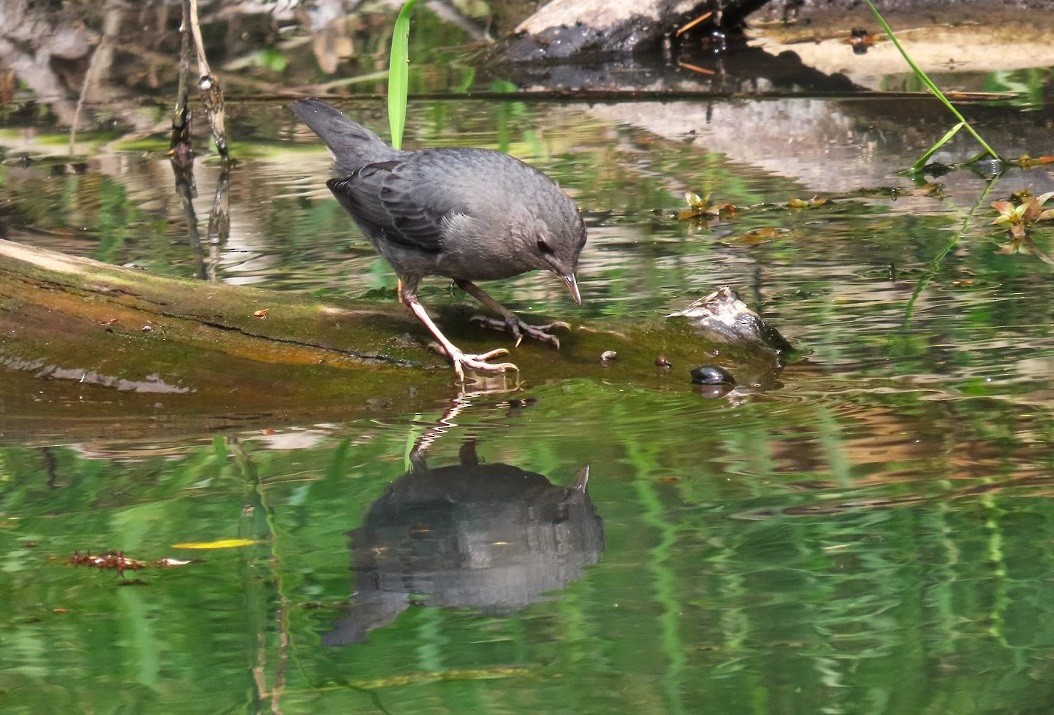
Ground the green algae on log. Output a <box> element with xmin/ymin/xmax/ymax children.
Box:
<box><xmin>0</xmin><ymin>239</ymin><xmax>790</xmax><ymax>429</ymax></box>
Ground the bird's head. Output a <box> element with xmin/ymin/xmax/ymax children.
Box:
<box><xmin>525</xmin><ymin>201</ymin><xmax>587</xmax><ymax>305</ymax></box>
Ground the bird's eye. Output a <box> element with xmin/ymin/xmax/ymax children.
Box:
<box><xmin>537</xmin><ymin>238</ymin><xmax>554</xmax><ymax>254</ymax></box>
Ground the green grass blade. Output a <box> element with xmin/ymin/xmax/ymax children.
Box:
<box><xmin>388</xmin><ymin>0</ymin><xmax>416</xmax><ymax>149</ymax></box>
<box><xmin>910</xmin><ymin>121</ymin><xmax>964</xmax><ymax>174</ymax></box>
<box><xmin>865</xmin><ymin>0</ymin><xmax>1002</xmax><ymax>163</ymax></box>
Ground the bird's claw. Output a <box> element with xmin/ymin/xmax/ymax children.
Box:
<box><xmin>471</xmin><ymin>315</ymin><xmax>571</xmax><ymax>349</ymax></box>
<box><xmin>454</xmin><ymin>351</ymin><xmax>519</xmax><ymax>385</ymax></box>
<box><xmin>428</xmin><ymin>343</ymin><xmax>519</xmax><ymax>383</ymax></box>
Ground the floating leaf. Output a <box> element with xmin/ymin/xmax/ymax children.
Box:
<box><xmin>155</xmin><ymin>557</ymin><xmax>194</xmax><ymax>567</ymax></box>
<box><xmin>738</xmin><ymin>226</ymin><xmax>787</xmax><ymax>243</ymax></box>
<box><xmin>680</xmin><ymin>192</ymin><xmax>739</xmax><ymax>222</ymax></box>
<box><xmin>172</xmin><ymin>539</ymin><xmax>257</xmax><ymax>550</ymax></box>
<box><xmin>68</xmin><ymin>550</ymin><xmax>146</xmax><ymax>574</ymax></box>
<box><xmin>685</xmin><ymin>191</ymin><xmax>709</xmax><ymax>209</ymax></box>
<box><xmin>913</xmin><ymin>182</ymin><xmax>944</xmax><ymax>197</ymax></box>
<box><xmin>1013</xmin><ymin>155</ymin><xmax>1054</xmax><ymax>169</ymax></box>
<box><xmin>991</xmin><ymin>191</ymin><xmax>1054</xmax><ymax>239</ymax></box>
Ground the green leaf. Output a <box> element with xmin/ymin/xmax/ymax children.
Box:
<box><xmin>388</xmin><ymin>1</ymin><xmax>416</xmax><ymax>150</ymax></box>
<box><xmin>910</xmin><ymin>121</ymin><xmax>964</xmax><ymax>174</ymax></box>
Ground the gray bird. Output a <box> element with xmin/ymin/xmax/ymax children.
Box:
<box><xmin>290</xmin><ymin>99</ymin><xmax>587</xmax><ymax>383</ymax></box>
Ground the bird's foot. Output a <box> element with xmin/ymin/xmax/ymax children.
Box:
<box><xmin>428</xmin><ymin>343</ymin><xmax>520</xmax><ymax>383</ymax></box>
<box><xmin>471</xmin><ymin>315</ymin><xmax>571</xmax><ymax>349</ymax></box>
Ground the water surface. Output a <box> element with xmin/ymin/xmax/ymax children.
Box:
<box><xmin>2</xmin><ymin>6</ymin><xmax>1054</xmax><ymax>712</ymax></box>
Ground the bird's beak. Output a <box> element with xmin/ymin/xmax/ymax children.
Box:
<box><xmin>563</xmin><ymin>273</ymin><xmax>582</xmax><ymax>305</ymax></box>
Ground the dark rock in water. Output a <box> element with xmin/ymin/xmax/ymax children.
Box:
<box><xmin>323</xmin><ymin>441</ymin><xmax>604</xmax><ymax>646</ymax></box>
<box><xmin>502</xmin><ymin>0</ymin><xmax>763</xmax><ymax>60</ymax></box>
<box><xmin>922</xmin><ymin>161</ymin><xmax>954</xmax><ymax>178</ymax></box>
<box><xmin>669</xmin><ymin>286</ymin><xmax>794</xmax><ymax>358</ymax></box>
<box><xmin>690</xmin><ymin>365</ymin><xmax>735</xmax><ymax>385</ymax></box>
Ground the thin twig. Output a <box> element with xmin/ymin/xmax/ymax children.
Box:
<box><xmin>675</xmin><ymin>10</ymin><xmax>712</xmax><ymax>37</ymax></box>
<box><xmin>187</xmin><ymin>0</ymin><xmax>212</xmax><ymax>77</ymax></box>
<box><xmin>187</xmin><ymin>0</ymin><xmax>229</xmax><ymax>159</ymax></box>
<box><xmin>69</xmin><ymin>39</ymin><xmax>107</xmax><ymax>154</ymax></box>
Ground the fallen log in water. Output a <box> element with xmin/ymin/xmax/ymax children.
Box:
<box><xmin>0</xmin><ymin>239</ymin><xmax>789</xmax><ymax>435</ymax></box>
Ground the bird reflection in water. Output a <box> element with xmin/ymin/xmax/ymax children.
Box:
<box><xmin>324</xmin><ymin>398</ymin><xmax>604</xmax><ymax>645</ymax></box>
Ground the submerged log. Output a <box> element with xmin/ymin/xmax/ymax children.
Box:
<box><xmin>0</xmin><ymin>239</ymin><xmax>790</xmax><ymax>433</ymax></box>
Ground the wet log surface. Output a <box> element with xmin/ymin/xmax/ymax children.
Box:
<box><xmin>0</xmin><ymin>239</ymin><xmax>789</xmax><ymax>438</ymax></box>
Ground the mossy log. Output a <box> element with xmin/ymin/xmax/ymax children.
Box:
<box><xmin>0</xmin><ymin>239</ymin><xmax>784</xmax><ymax>434</ymax></box>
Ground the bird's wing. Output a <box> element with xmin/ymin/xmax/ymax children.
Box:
<box><xmin>327</xmin><ymin>155</ymin><xmax>474</xmax><ymax>254</ymax></box>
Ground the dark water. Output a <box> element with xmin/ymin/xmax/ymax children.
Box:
<box><xmin>3</xmin><ymin>3</ymin><xmax>1054</xmax><ymax>713</ymax></box>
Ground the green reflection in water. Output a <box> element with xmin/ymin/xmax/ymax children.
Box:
<box><xmin>1</xmin><ymin>375</ymin><xmax>1053</xmax><ymax>711</ymax></box>
<box><xmin>2</xmin><ymin>20</ymin><xmax>1054</xmax><ymax>710</ymax></box>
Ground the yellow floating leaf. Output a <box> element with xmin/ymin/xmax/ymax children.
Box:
<box><xmin>787</xmin><ymin>196</ymin><xmax>828</xmax><ymax>208</ymax></box>
<box><xmin>172</xmin><ymin>538</ymin><xmax>257</xmax><ymax>550</ymax></box>
<box><xmin>685</xmin><ymin>191</ymin><xmax>710</xmax><ymax>209</ymax></box>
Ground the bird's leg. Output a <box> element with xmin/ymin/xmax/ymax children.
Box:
<box><xmin>455</xmin><ymin>280</ymin><xmax>571</xmax><ymax>349</ymax></box>
<box><xmin>400</xmin><ymin>281</ymin><xmax>519</xmax><ymax>383</ymax></box>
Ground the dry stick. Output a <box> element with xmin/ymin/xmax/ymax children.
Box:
<box><xmin>187</xmin><ymin>0</ymin><xmax>229</xmax><ymax>159</ymax></box>
<box><xmin>677</xmin><ymin>60</ymin><xmax>716</xmax><ymax>76</ymax></box>
<box><xmin>69</xmin><ymin>45</ymin><xmax>100</xmax><ymax>154</ymax></box>
<box><xmin>70</xmin><ymin>7</ymin><xmax>122</xmax><ymax>154</ymax></box>
<box><xmin>69</xmin><ymin>38</ymin><xmax>110</xmax><ymax>154</ymax></box>
<box><xmin>675</xmin><ymin>10</ymin><xmax>712</xmax><ymax>37</ymax></box>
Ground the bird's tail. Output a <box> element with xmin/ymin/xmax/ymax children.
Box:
<box><xmin>291</xmin><ymin>98</ymin><xmax>400</xmax><ymax>176</ymax></box>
